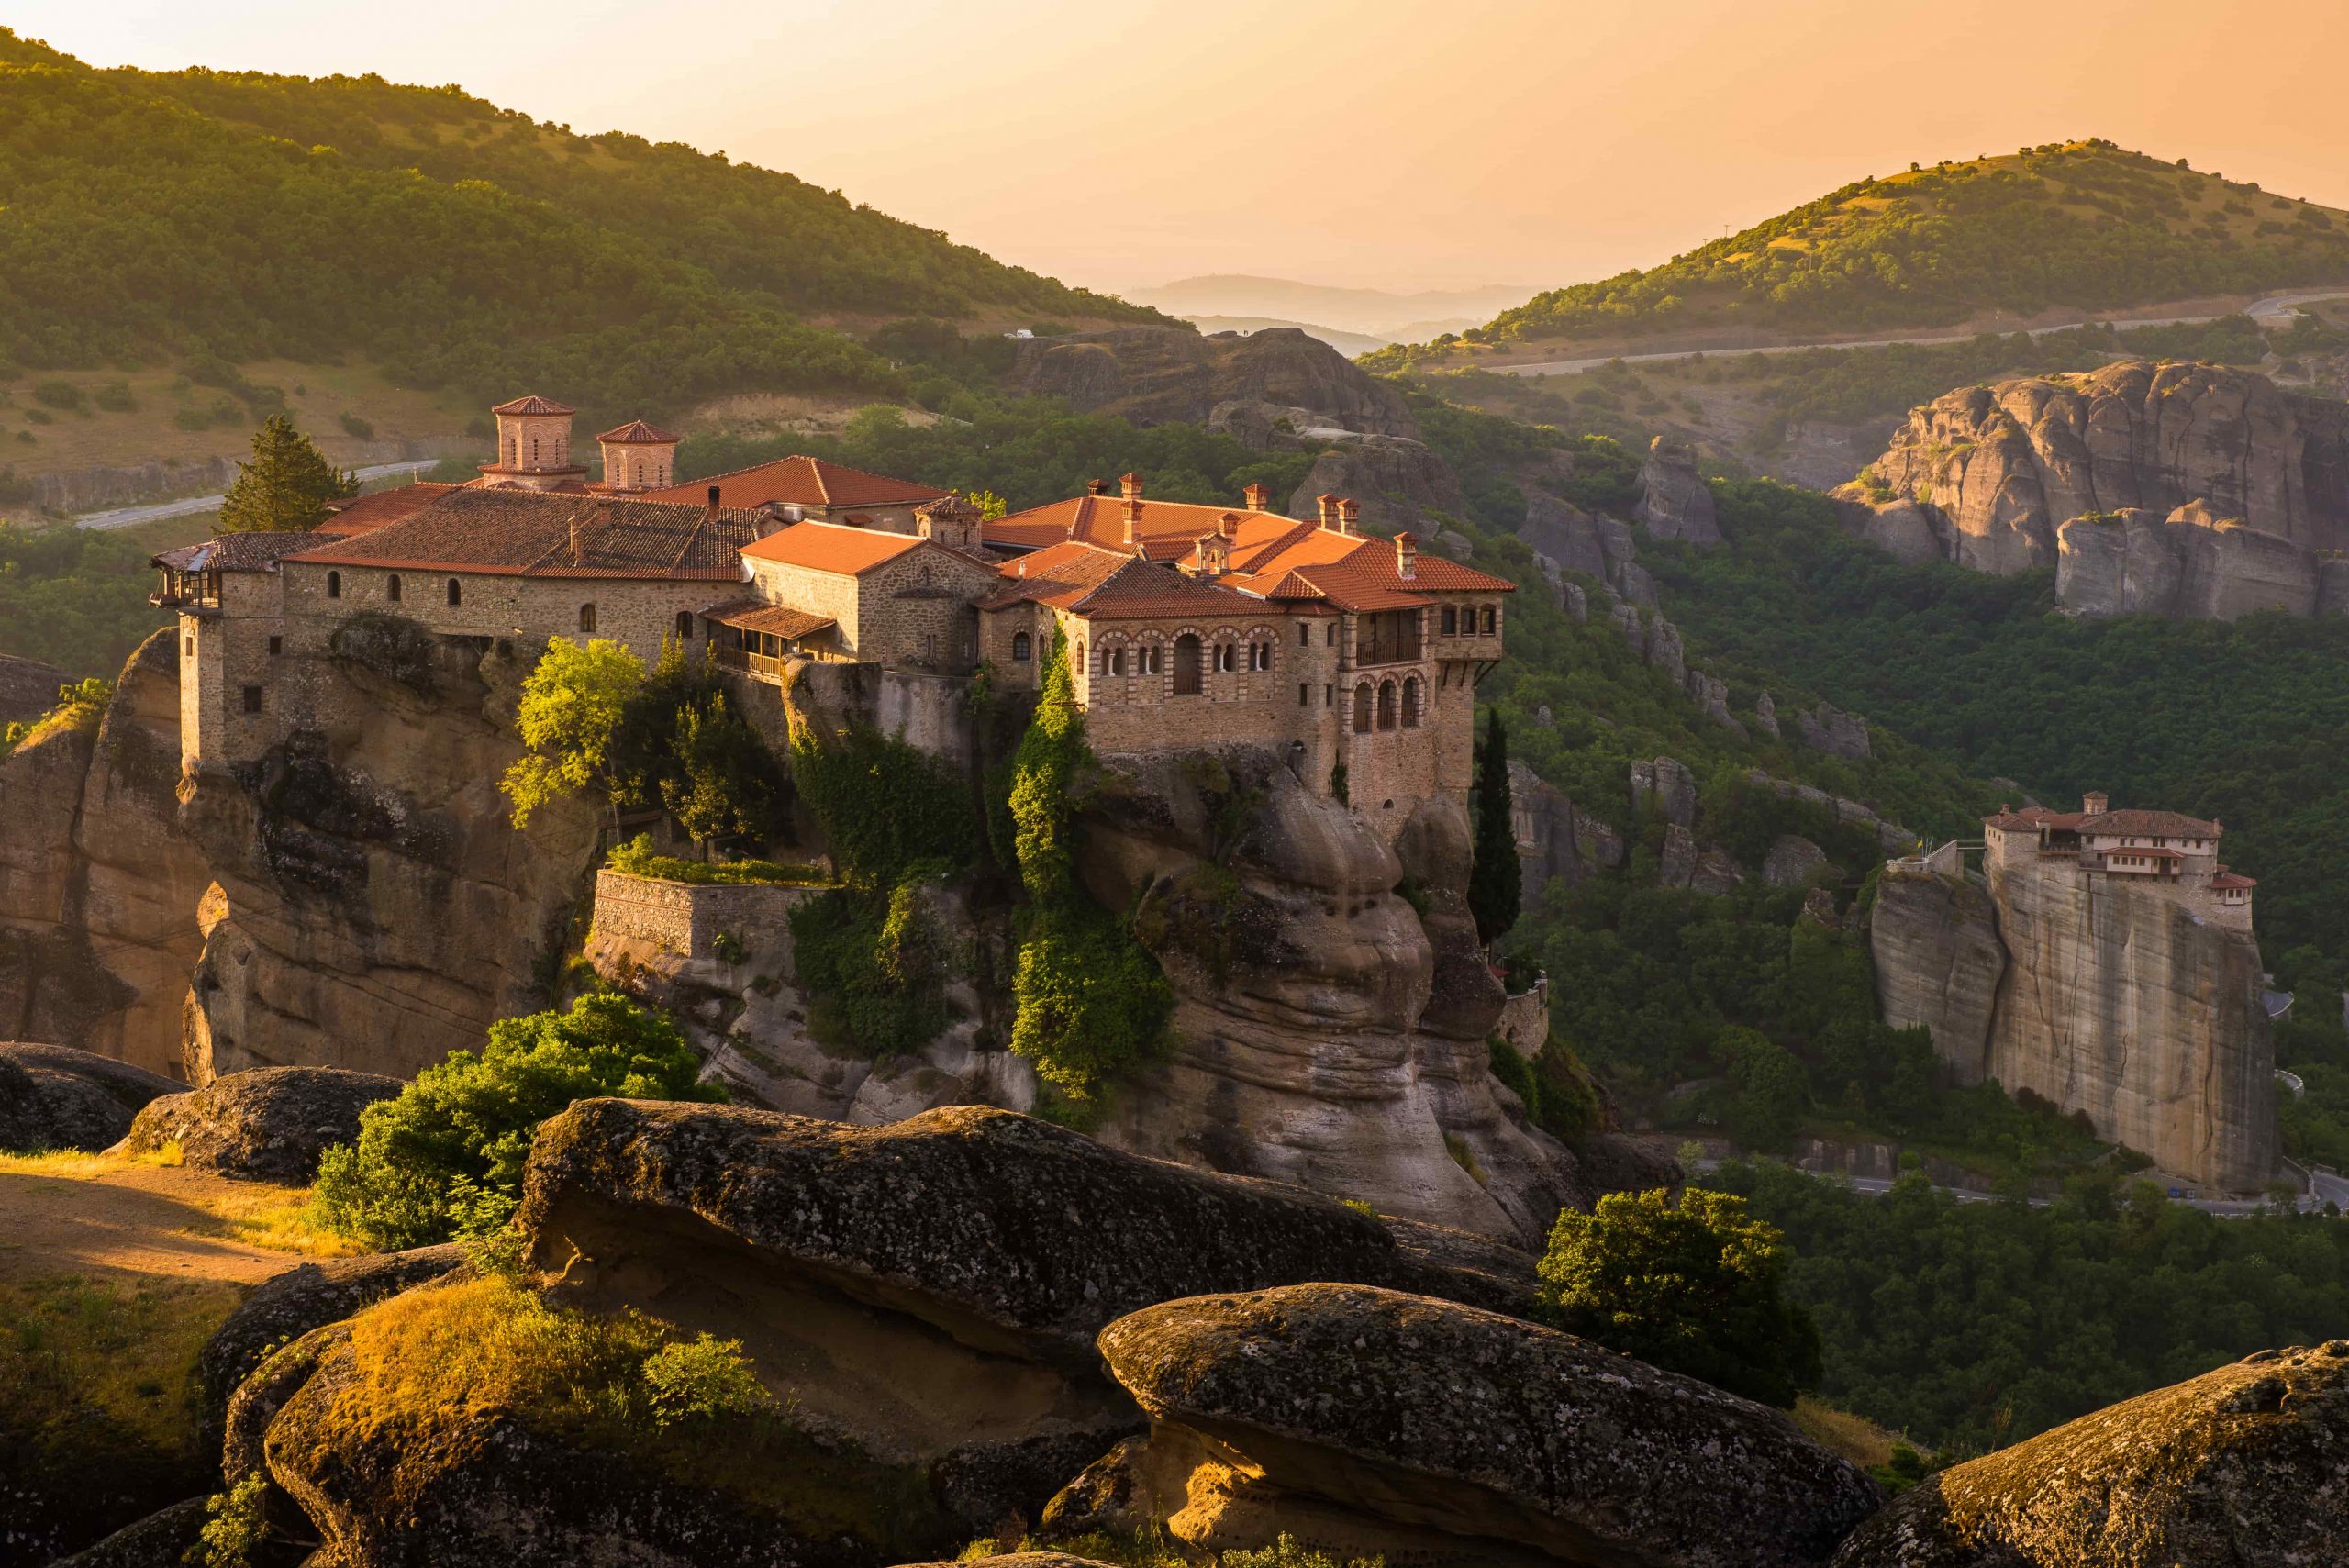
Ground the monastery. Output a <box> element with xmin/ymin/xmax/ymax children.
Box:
<box><xmin>153</xmin><ymin>395</ymin><xmax>1515</xmax><ymax>839</ymax></box>
<box><xmin>1983</xmin><ymin>792</ymin><xmax>2255</xmax><ymax>929</ymax></box>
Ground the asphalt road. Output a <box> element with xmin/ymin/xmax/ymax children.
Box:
<box><xmin>72</xmin><ymin>459</ymin><xmax>442</xmax><ymax>531</ymax></box>
<box><xmin>1493</xmin><ymin>291</ymin><xmax>2349</xmax><ymax>379</ymax></box>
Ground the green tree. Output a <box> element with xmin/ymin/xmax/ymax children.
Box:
<box><xmin>313</xmin><ymin>992</ymin><xmax>721</xmax><ymax>1249</ymax></box>
<box><xmin>1468</xmin><ymin>707</ymin><xmax>1521</xmax><ymax>946</ymax></box>
<box><xmin>216</xmin><ymin>414</ymin><xmax>357</xmax><ymax>532</ymax></box>
<box><xmin>661</xmin><ymin>689</ymin><xmax>783</xmax><ymax>850</ymax></box>
<box><xmin>1537</xmin><ymin>1185</ymin><xmax>1821</xmax><ymax>1407</ymax></box>
<box><xmin>501</xmin><ymin>638</ymin><xmax>646</xmax><ymax>828</ymax></box>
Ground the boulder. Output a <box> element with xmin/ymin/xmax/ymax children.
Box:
<box><xmin>1832</xmin><ymin>1340</ymin><xmax>2349</xmax><ymax>1567</ymax></box>
<box><xmin>1798</xmin><ymin>703</ymin><xmax>1870</xmax><ymax>760</ymax></box>
<box><xmin>1643</xmin><ymin>614</ymin><xmax>1687</xmax><ymax>684</ymax></box>
<box><xmin>1842</xmin><ymin>497</ymin><xmax>1951</xmax><ymax>565</ymax></box>
<box><xmin>1635</xmin><ymin>435</ymin><xmax>1722</xmax><ymax>546</ymax></box>
<box><xmin>1691</xmin><ymin>846</ymin><xmax>1747</xmax><ymax>895</ymax></box>
<box><xmin>1631</xmin><ymin>756</ymin><xmax>1698</xmax><ymax>828</ymax></box>
<box><xmin>1687</xmin><ymin>670</ymin><xmax>1745</xmax><ymax>736</ymax></box>
<box><xmin>1563</xmin><ymin>580</ymin><xmax>1588</xmax><ymax>624</ymax></box>
<box><xmin>1763</xmin><ymin>836</ymin><xmax>1832</xmax><ymax>889</ymax></box>
<box><xmin>1615</xmin><ymin>559</ymin><xmax>1660</xmax><ymax>608</ymax></box>
<box><xmin>1085</xmin><ymin>1283</ymin><xmax>1881</xmax><ymax>1564</ymax></box>
<box><xmin>897</xmin><ymin>1558</ymin><xmax>1119</xmax><ymax>1568</ymax></box>
<box><xmin>0</xmin><ymin>1040</ymin><xmax>180</xmax><ymax>1152</ymax></box>
<box><xmin>44</xmin><ymin>1497</ymin><xmax>210</xmax><ymax>1568</ymax></box>
<box><xmin>118</xmin><ymin>1064</ymin><xmax>401</xmax><ymax>1181</ymax></box>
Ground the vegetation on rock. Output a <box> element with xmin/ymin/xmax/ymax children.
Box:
<box><xmin>1536</xmin><ymin>1185</ymin><xmax>1820</xmax><ymax>1407</ymax></box>
<box><xmin>313</xmin><ymin>991</ymin><xmax>720</xmax><ymax>1249</ymax></box>
<box><xmin>1467</xmin><ymin>706</ymin><xmax>1521</xmax><ymax>944</ymax></box>
<box><xmin>605</xmin><ymin>835</ymin><xmax>826</xmax><ymax>887</ymax></box>
<box><xmin>1</xmin><ymin>673</ymin><xmax>110</xmax><ymax>756</ymax></box>
<box><xmin>501</xmin><ymin>637</ymin><xmax>645</xmax><ymax>828</ymax></box>
<box><xmin>215</xmin><ymin>413</ymin><xmax>355</xmax><ymax>533</ymax></box>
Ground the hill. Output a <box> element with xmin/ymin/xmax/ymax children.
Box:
<box><xmin>1129</xmin><ymin>273</ymin><xmax>1535</xmax><ymax>337</ymax></box>
<box><xmin>0</xmin><ymin>28</ymin><xmax>1159</xmax><ymax>426</ymax></box>
<box><xmin>1421</xmin><ymin>141</ymin><xmax>2349</xmax><ymax>356</ymax></box>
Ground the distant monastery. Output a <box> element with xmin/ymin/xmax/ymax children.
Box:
<box><xmin>1982</xmin><ymin>792</ymin><xmax>2255</xmax><ymax>929</ymax></box>
<box><xmin>153</xmin><ymin>395</ymin><xmax>1514</xmax><ymax>839</ymax></box>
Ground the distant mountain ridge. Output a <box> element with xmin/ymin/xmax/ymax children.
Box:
<box><xmin>0</xmin><ymin>28</ymin><xmax>1162</xmax><ymax>417</ymax></box>
<box><xmin>1441</xmin><ymin>141</ymin><xmax>2349</xmax><ymax>355</ymax></box>
<box><xmin>1129</xmin><ymin>274</ymin><xmax>1536</xmax><ymax>338</ymax></box>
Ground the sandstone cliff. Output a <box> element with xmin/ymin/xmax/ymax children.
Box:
<box><xmin>1846</xmin><ymin>361</ymin><xmax>2349</xmax><ymax>601</ymax></box>
<box><xmin>1872</xmin><ymin>860</ymin><xmax>2277</xmax><ymax>1191</ymax></box>
<box><xmin>2055</xmin><ymin>503</ymin><xmax>2322</xmax><ymax>619</ymax></box>
<box><xmin>0</xmin><ymin>628</ymin><xmax>600</xmax><ymax>1083</ymax></box>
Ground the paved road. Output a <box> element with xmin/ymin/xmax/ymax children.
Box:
<box><xmin>1493</xmin><ymin>291</ymin><xmax>2349</xmax><ymax>379</ymax></box>
<box><xmin>72</xmin><ymin>459</ymin><xmax>442</xmax><ymax>532</ymax></box>
<box><xmin>1696</xmin><ymin>1157</ymin><xmax>2327</xmax><ymax>1218</ymax></box>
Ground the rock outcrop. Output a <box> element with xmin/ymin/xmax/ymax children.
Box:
<box><xmin>1015</xmin><ymin>327</ymin><xmax>1418</xmax><ymax>438</ymax></box>
<box><xmin>1283</xmin><ymin>436</ymin><xmax>1463</xmax><ymax>535</ymax></box>
<box><xmin>1076</xmin><ymin>1283</ymin><xmax>1881</xmax><ymax>1564</ymax></box>
<box><xmin>118</xmin><ymin>1064</ymin><xmax>399</xmax><ymax>1180</ymax></box>
<box><xmin>1847</xmin><ymin>361</ymin><xmax>2349</xmax><ymax>598</ymax></box>
<box><xmin>1833</xmin><ymin>1340</ymin><xmax>2349</xmax><ymax>1567</ymax></box>
<box><xmin>1873</xmin><ymin>850</ymin><xmax>2277</xmax><ymax>1190</ymax></box>
<box><xmin>1797</xmin><ymin>703</ymin><xmax>1871</xmax><ymax>760</ymax></box>
<box><xmin>0</xmin><ymin>1040</ymin><xmax>180</xmax><ymax>1151</ymax></box>
<box><xmin>2055</xmin><ymin>504</ymin><xmax>2320</xmax><ymax>619</ymax></box>
<box><xmin>1635</xmin><ymin>435</ymin><xmax>1722</xmax><ymax>547</ymax></box>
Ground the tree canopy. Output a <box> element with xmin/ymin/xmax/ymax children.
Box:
<box><xmin>216</xmin><ymin>414</ymin><xmax>356</xmax><ymax>532</ymax></box>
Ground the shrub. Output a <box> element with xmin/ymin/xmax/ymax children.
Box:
<box><xmin>640</xmin><ymin>1332</ymin><xmax>773</xmax><ymax>1429</ymax></box>
<box><xmin>31</xmin><ymin>379</ymin><xmax>83</xmax><ymax>411</ymax></box>
<box><xmin>186</xmin><ymin>1471</ymin><xmax>269</xmax><ymax>1568</ymax></box>
<box><xmin>787</xmin><ymin>883</ymin><xmax>950</xmax><ymax>1059</ymax></box>
<box><xmin>1</xmin><ymin>675</ymin><xmax>111</xmax><ymax>757</ymax></box>
<box><xmin>337</xmin><ymin>411</ymin><xmax>374</xmax><ymax>439</ymax></box>
<box><xmin>787</xmin><ymin>718</ymin><xmax>977</xmax><ymax>886</ymax></box>
<box><xmin>1537</xmin><ymin>1186</ymin><xmax>1820</xmax><ymax>1407</ymax></box>
<box><xmin>92</xmin><ymin>380</ymin><xmax>135</xmax><ymax>413</ymax></box>
<box><xmin>606</xmin><ymin>834</ymin><xmax>827</xmax><ymax>886</ymax></box>
<box><xmin>313</xmin><ymin>992</ymin><xmax>721</xmax><ymax>1250</ymax></box>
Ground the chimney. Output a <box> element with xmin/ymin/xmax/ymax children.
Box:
<box><xmin>1316</xmin><ymin>493</ymin><xmax>1338</xmax><ymax>529</ymax></box>
<box><xmin>1122</xmin><ymin>499</ymin><xmax>1141</xmax><ymax>549</ymax></box>
<box><xmin>568</xmin><ymin>515</ymin><xmax>581</xmax><ymax>566</ymax></box>
<box><xmin>1243</xmin><ymin>483</ymin><xmax>1269</xmax><ymax>512</ymax></box>
<box><xmin>1086</xmin><ymin>477</ymin><xmax>1112</xmax><ymax>496</ymax></box>
<box><xmin>707</xmin><ymin>484</ymin><xmax>722</xmax><ymax>507</ymax></box>
<box><xmin>1219</xmin><ymin>511</ymin><xmax>1240</xmax><ymax>539</ymax></box>
<box><xmin>2083</xmin><ymin>790</ymin><xmax>2109</xmax><ymax>816</ymax></box>
<box><xmin>1119</xmin><ymin>472</ymin><xmax>1142</xmax><ymax>504</ymax></box>
<box><xmin>1396</xmin><ymin>530</ymin><xmax>1418</xmax><ymax>581</ymax></box>
<box><xmin>1337</xmin><ymin>497</ymin><xmax>1361</xmax><ymax>537</ymax></box>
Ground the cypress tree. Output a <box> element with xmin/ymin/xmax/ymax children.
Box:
<box><xmin>1468</xmin><ymin>706</ymin><xmax>1520</xmax><ymax>946</ymax></box>
<box><xmin>217</xmin><ymin>414</ymin><xmax>358</xmax><ymax>532</ymax></box>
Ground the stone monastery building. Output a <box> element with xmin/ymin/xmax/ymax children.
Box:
<box><xmin>1985</xmin><ymin>792</ymin><xmax>2255</xmax><ymax>929</ymax></box>
<box><xmin>154</xmin><ymin>396</ymin><xmax>1515</xmax><ymax>839</ymax></box>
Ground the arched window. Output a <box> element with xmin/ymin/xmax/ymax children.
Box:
<box><xmin>1214</xmin><ymin>641</ymin><xmax>1234</xmax><ymax>674</ymax></box>
<box><xmin>1353</xmin><ymin>683</ymin><xmax>1373</xmax><ymax>734</ymax></box>
<box><xmin>1402</xmin><ymin>675</ymin><xmax>1422</xmax><ymax>728</ymax></box>
<box><xmin>579</xmin><ymin>603</ymin><xmax>597</xmax><ymax>633</ymax></box>
<box><xmin>675</xmin><ymin>610</ymin><xmax>694</xmax><ymax>640</ymax></box>
<box><xmin>531</xmin><ymin>438</ymin><xmax>541</xmax><ymax>464</ymax></box>
<box><xmin>386</xmin><ymin>574</ymin><xmax>402</xmax><ymax>603</ymax></box>
<box><xmin>327</xmin><ymin>571</ymin><xmax>341</xmax><ymax>600</ymax></box>
<box><xmin>507</xmin><ymin>438</ymin><xmax>518</xmax><ymax>466</ymax></box>
<box><xmin>1012</xmin><ymin>631</ymin><xmax>1032</xmax><ymax>662</ymax></box>
<box><xmin>1073</xmin><ymin>641</ymin><xmax>1084</xmax><ymax>671</ymax></box>
<box><xmin>447</xmin><ymin>578</ymin><xmax>462</xmax><ymax>607</ymax></box>
<box><xmin>1250</xmin><ymin>641</ymin><xmax>1271</xmax><ymax>672</ymax></box>
<box><xmin>1172</xmin><ymin>634</ymin><xmax>1203</xmax><ymax>695</ymax></box>
<box><xmin>1482</xmin><ymin>606</ymin><xmax>1497</xmax><ymax>634</ymax></box>
<box><xmin>1108</xmin><ymin>647</ymin><xmax>1126</xmax><ymax>677</ymax></box>
<box><xmin>1376</xmin><ymin>680</ymin><xmax>1397</xmax><ymax>731</ymax></box>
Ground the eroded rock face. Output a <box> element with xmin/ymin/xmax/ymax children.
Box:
<box><xmin>1014</xmin><ymin>327</ymin><xmax>1418</xmax><ymax>438</ymax></box>
<box><xmin>119</xmin><ymin>1064</ymin><xmax>399</xmax><ymax>1180</ymax></box>
<box><xmin>1636</xmin><ymin>435</ymin><xmax>1722</xmax><ymax>547</ymax></box>
<box><xmin>1853</xmin><ymin>361</ymin><xmax>2349</xmax><ymax>579</ymax></box>
<box><xmin>1085</xmin><ymin>1283</ymin><xmax>1881</xmax><ymax>1566</ymax></box>
<box><xmin>2056</xmin><ymin>504</ymin><xmax>2320</xmax><ymax>618</ymax></box>
<box><xmin>1284</xmin><ymin>437</ymin><xmax>1464</xmax><ymax>534</ymax></box>
<box><xmin>1520</xmin><ymin>492</ymin><xmax>1610</xmax><ymax>579</ymax></box>
<box><xmin>0</xmin><ymin>1040</ymin><xmax>179</xmax><ymax>1151</ymax></box>
<box><xmin>1832</xmin><ymin>1341</ymin><xmax>2349</xmax><ymax>1567</ymax></box>
<box><xmin>1798</xmin><ymin>703</ymin><xmax>1871</xmax><ymax>760</ymax></box>
<box><xmin>1869</xmin><ymin>870</ymin><xmax>2006</xmax><ymax>1082</ymax></box>
<box><xmin>1077</xmin><ymin>750</ymin><xmax>1612</xmax><ymax>1242</ymax></box>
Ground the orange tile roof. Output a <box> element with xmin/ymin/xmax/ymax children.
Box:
<box><xmin>740</xmin><ymin>520</ymin><xmax>931</xmax><ymax>575</ymax></box>
<box><xmin>2211</xmin><ymin>871</ymin><xmax>2258</xmax><ymax>889</ymax></box>
<box><xmin>2078</xmin><ymin>808</ymin><xmax>2220</xmax><ymax>839</ymax></box>
<box><xmin>1065</xmin><ymin>557</ymin><xmax>1271</xmax><ymax>621</ymax></box>
<box><xmin>490</xmin><ymin>394</ymin><xmax>574</xmax><ymax>417</ymax></box>
<box><xmin>700</xmin><ymin>600</ymin><xmax>837</xmax><ymax>639</ymax></box>
<box><xmin>597</xmin><ymin>419</ymin><xmax>680</xmax><ymax>444</ymax></box>
<box><xmin>987</xmin><ymin>494</ymin><xmax>1293</xmax><ymax>554</ymax></box>
<box><xmin>286</xmin><ymin>489</ymin><xmax>765</xmax><ymax>580</ymax></box>
<box><xmin>646</xmin><ymin>456</ymin><xmax>949</xmax><ymax>511</ymax></box>
<box><xmin>978</xmin><ymin>540</ymin><xmax>1131</xmax><ymax>611</ymax></box>
<box><xmin>316</xmin><ymin>483</ymin><xmax>458</xmax><ymax>538</ymax></box>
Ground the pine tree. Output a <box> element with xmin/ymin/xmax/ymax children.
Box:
<box><xmin>217</xmin><ymin>414</ymin><xmax>357</xmax><ymax>532</ymax></box>
<box><xmin>1468</xmin><ymin>706</ymin><xmax>1521</xmax><ymax>946</ymax></box>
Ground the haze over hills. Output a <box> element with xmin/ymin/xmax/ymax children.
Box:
<box><xmin>1126</xmin><ymin>273</ymin><xmax>1538</xmax><ymax>339</ymax></box>
<box><xmin>1414</xmin><ymin>141</ymin><xmax>2349</xmax><ymax>360</ymax></box>
<box><xmin>0</xmin><ymin>28</ymin><xmax>1159</xmax><ymax>428</ymax></box>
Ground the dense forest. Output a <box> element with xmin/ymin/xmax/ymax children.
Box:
<box><xmin>0</xmin><ymin>29</ymin><xmax>1156</xmax><ymax>416</ymax></box>
<box><xmin>1408</xmin><ymin>142</ymin><xmax>2349</xmax><ymax>353</ymax></box>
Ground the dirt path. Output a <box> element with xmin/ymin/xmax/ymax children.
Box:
<box><xmin>0</xmin><ymin>1162</ymin><xmax>314</xmax><ymax>1285</ymax></box>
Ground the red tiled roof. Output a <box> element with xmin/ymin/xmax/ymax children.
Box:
<box><xmin>987</xmin><ymin>493</ymin><xmax>1291</xmax><ymax>554</ymax></box>
<box><xmin>284</xmin><ymin>489</ymin><xmax>766</xmax><ymax>580</ymax></box>
<box><xmin>596</xmin><ymin>419</ymin><xmax>680</xmax><ymax>444</ymax></box>
<box><xmin>2211</xmin><ymin>872</ymin><xmax>2258</xmax><ymax>890</ymax></box>
<box><xmin>1988</xmin><ymin>807</ymin><xmax>2085</xmax><ymax>830</ymax></box>
<box><xmin>740</xmin><ymin>521</ymin><xmax>932</xmax><ymax>576</ymax></box>
<box><xmin>317</xmin><ymin>483</ymin><xmax>458</xmax><ymax>538</ymax></box>
<box><xmin>700</xmin><ymin>600</ymin><xmax>837</xmax><ymax>640</ymax></box>
<box><xmin>645</xmin><ymin>455</ymin><xmax>949</xmax><ymax>511</ymax></box>
<box><xmin>1063</xmin><ymin>557</ymin><xmax>1271</xmax><ymax>621</ymax></box>
<box><xmin>978</xmin><ymin>540</ymin><xmax>1130</xmax><ymax>611</ymax></box>
<box><xmin>490</xmin><ymin>394</ymin><xmax>575</xmax><ymax>417</ymax></box>
<box><xmin>2078</xmin><ymin>809</ymin><xmax>2220</xmax><ymax>839</ymax></box>
<box><xmin>152</xmin><ymin>532</ymin><xmax>323</xmax><ymax>573</ymax></box>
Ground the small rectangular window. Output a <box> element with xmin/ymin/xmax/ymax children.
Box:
<box><xmin>1322</xmin><ymin>684</ymin><xmax>1333</xmax><ymax>706</ymax></box>
<box><xmin>1298</xmin><ymin>683</ymin><xmax>1311</xmax><ymax>706</ymax></box>
<box><xmin>1442</xmin><ymin>606</ymin><xmax>1458</xmax><ymax>635</ymax></box>
<box><xmin>1297</xmin><ymin>624</ymin><xmax>1309</xmax><ymax>646</ymax></box>
<box><xmin>268</xmin><ymin>636</ymin><xmax>283</xmax><ymax>656</ymax></box>
<box><xmin>184</xmin><ymin>637</ymin><xmax>193</xmax><ymax>657</ymax></box>
<box><xmin>240</xmin><ymin>685</ymin><xmax>263</xmax><ymax>715</ymax></box>
<box><xmin>1325</xmin><ymin>623</ymin><xmax>1337</xmax><ymax>647</ymax></box>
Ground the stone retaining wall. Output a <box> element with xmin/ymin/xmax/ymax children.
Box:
<box><xmin>590</xmin><ymin>870</ymin><xmax>826</xmax><ymax>967</ymax></box>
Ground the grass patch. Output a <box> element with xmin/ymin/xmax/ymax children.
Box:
<box><xmin>606</xmin><ymin>837</ymin><xmax>830</xmax><ymax>886</ymax></box>
<box><xmin>0</xmin><ymin>1146</ymin><xmax>361</xmax><ymax>1258</ymax></box>
<box><xmin>1791</xmin><ymin>1396</ymin><xmax>1903</xmax><ymax>1469</ymax></box>
<box><xmin>0</xmin><ymin>1143</ymin><xmax>183</xmax><ymax>1178</ymax></box>
<box><xmin>980</xmin><ymin>1530</ymin><xmax>1386</xmax><ymax>1567</ymax></box>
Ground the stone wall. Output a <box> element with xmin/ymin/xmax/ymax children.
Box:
<box><xmin>1496</xmin><ymin>978</ymin><xmax>1550</xmax><ymax>1059</ymax></box>
<box><xmin>281</xmin><ymin>560</ymin><xmax>729</xmax><ymax>672</ymax></box>
<box><xmin>589</xmin><ymin>870</ymin><xmax>825</xmax><ymax>969</ymax></box>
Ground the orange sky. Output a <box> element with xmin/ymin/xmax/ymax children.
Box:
<box><xmin>23</xmin><ymin>0</ymin><xmax>2349</xmax><ymax>295</ymax></box>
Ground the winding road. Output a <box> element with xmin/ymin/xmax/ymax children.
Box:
<box><xmin>71</xmin><ymin>458</ymin><xmax>442</xmax><ymax>532</ymax></box>
<box><xmin>1493</xmin><ymin>290</ymin><xmax>2349</xmax><ymax>379</ymax></box>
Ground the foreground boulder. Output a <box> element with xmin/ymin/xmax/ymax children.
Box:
<box><xmin>0</xmin><ymin>1040</ymin><xmax>180</xmax><ymax>1151</ymax></box>
<box><xmin>118</xmin><ymin>1064</ymin><xmax>400</xmax><ymax>1180</ymax></box>
<box><xmin>44</xmin><ymin>1496</ymin><xmax>210</xmax><ymax>1568</ymax></box>
<box><xmin>1074</xmin><ymin>1283</ymin><xmax>1881</xmax><ymax>1565</ymax></box>
<box><xmin>1832</xmin><ymin>1341</ymin><xmax>2349</xmax><ymax>1567</ymax></box>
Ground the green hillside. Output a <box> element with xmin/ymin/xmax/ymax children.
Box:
<box><xmin>0</xmin><ymin>28</ymin><xmax>1158</xmax><ymax>415</ymax></box>
<box><xmin>1433</xmin><ymin>141</ymin><xmax>2349</xmax><ymax>354</ymax></box>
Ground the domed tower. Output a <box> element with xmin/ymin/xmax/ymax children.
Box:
<box><xmin>481</xmin><ymin>395</ymin><xmax>584</xmax><ymax>490</ymax></box>
<box><xmin>596</xmin><ymin>419</ymin><xmax>682</xmax><ymax>493</ymax></box>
